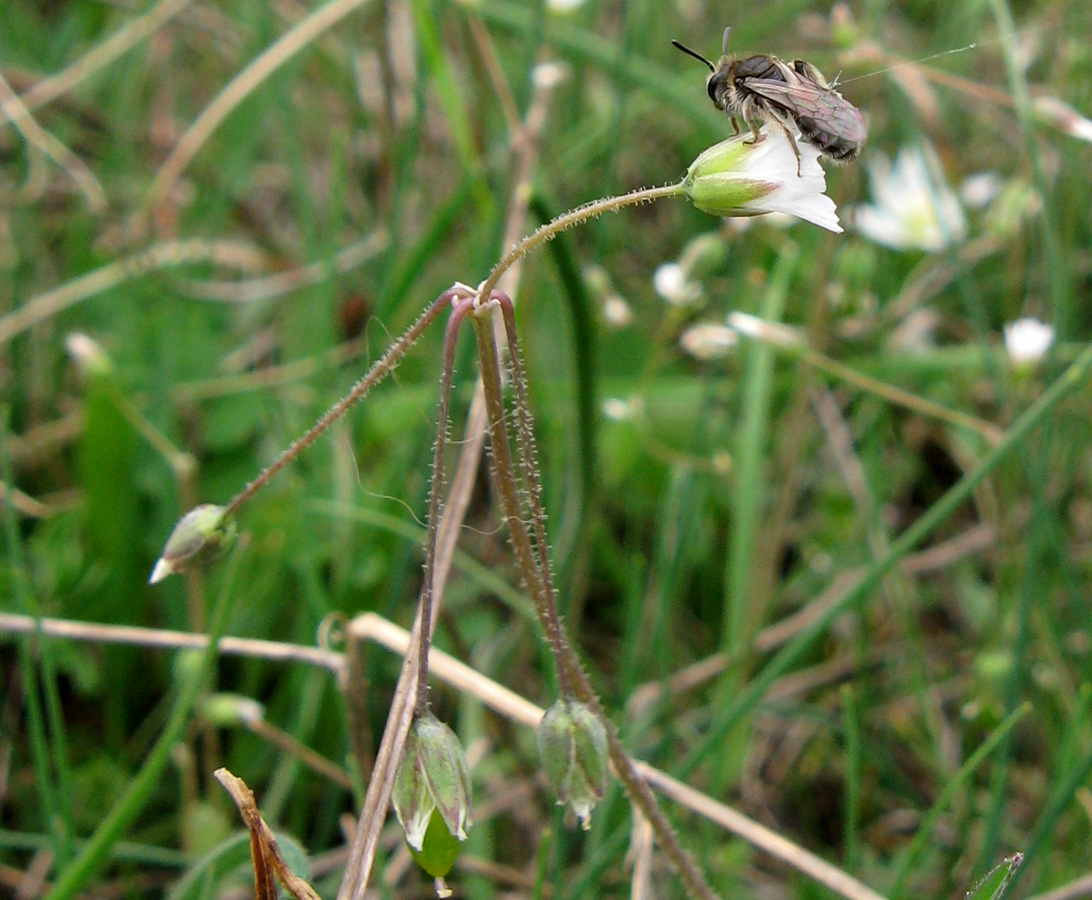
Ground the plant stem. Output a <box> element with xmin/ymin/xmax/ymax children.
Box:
<box><xmin>470</xmin><ymin>302</ymin><xmax>721</xmax><ymax>900</ymax></box>
<box><xmin>494</xmin><ymin>292</ymin><xmax>571</xmax><ymax>694</ymax></box>
<box><xmin>224</xmin><ymin>286</ymin><xmax>466</xmax><ymax>519</ymax></box>
<box><xmin>477</xmin><ymin>182</ymin><xmax>685</xmax><ymax>302</ymax></box>
<box><xmin>415</xmin><ymin>295</ymin><xmax>476</xmax><ymax>715</ymax></box>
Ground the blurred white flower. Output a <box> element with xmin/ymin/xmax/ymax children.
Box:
<box><xmin>532</xmin><ymin>61</ymin><xmax>568</xmax><ymax>90</ymax></box>
<box><xmin>961</xmin><ymin>171</ymin><xmax>1004</xmax><ymax>209</ymax></box>
<box><xmin>653</xmin><ymin>262</ymin><xmax>702</xmax><ymax>306</ymax></box>
<box><xmin>584</xmin><ymin>263</ymin><xmax>633</xmax><ymax>327</ymax></box>
<box><xmin>727</xmin><ymin>312</ymin><xmax>804</xmax><ymax>350</ymax></box>
<box><xmin>1033</xmin><ymin>96</ymin><xmax>1092</xmax><ymax>143</ymax></box>
<box><xmin>65</xmin><ymin>332</ymin><xmax>112</xmax><ymax>378</ymax></box>
<box><xmin>1004</xmin><ymin>317</ymin><xmax>1054</xmax><ymax>365</ymax></box>
<box><xmin>602</xmin><ymin>396</ymin><xmax>642</xmax><ymax>422</ymax></box>
<box><xmin>547</xmin><ymin>0</ymin><xmax>586</xmax><ymax>11</ymax></box>
<box><xmin>602</xmin><ymin>294</ymin><xmax>633</xmax><ymax>327</ymax></box>
<box><xmin>684</xmin><ymin>128</ymin><xmax>843</xmax><ymax>233</ymax></box>
<box><xmin>852</xmin><ymin>143</ymin><xmax>966</xmax><ymax>251</ymax></box>
<box><xmin>679</xmin><ymin>323</ymin><xmax>738</xmax><ymax>360</ymax></box>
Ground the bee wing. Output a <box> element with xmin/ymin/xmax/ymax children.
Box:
<box><xmin>745</xmin><ymin>77</ymin><xmax>868</xmax><ymax>144</ymax></box>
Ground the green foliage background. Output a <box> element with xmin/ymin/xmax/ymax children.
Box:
<box><xmin>2</xmin><ymin>0</ymin><xmax>1091</xmax><ymax>898</ymax></box>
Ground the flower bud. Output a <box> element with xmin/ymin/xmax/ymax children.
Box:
<box><xmin>150</xmin><ymin>504</ymin><xmax>237</xmax><ymax>584</ymax></box>
<box><xmin>199</xmin><ymin>693</ymin><xmax>265</xmax><ymax>728</ymax></box>
<box><xmin>684</xmin><ymin>140</ymin><xmax>772</xmax><ymax>215</ymax></box>
<box><xmin>537</xmin><ymin>699</ymin><xmax>609</xmax><ymax>829</ymax></box>
<box><xmin>683</xmin><ymin>130</ymin><xmax>843</xmax><ymax>233</ymax></box>
<box><xmin>392</xmin><ymin>714</ymin><xmax>472</xmax><ymax>855</ymax></box>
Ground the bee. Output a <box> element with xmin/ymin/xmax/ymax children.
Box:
<box><xmin>672</xmin><ymin>27</ymin><xmax>867</xmax><ymax>176</ymax></box>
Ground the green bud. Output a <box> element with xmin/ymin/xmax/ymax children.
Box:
<box><xmin>392</xmin><ymin>714</ymin><xmax>472</xmax><ymax>854</ymax></box>
<box><xmin>65</xmin><ymin>333</ymin><xmax>114</xmax><ymax>380</ymax></box>
<box><xmin>199</xmin><ymin>693</ymin><xmax>264</xmax><ymax>727</ymax></box>
<box><xmin>683</xmin><ymin>137</ymin><xmax>775</xmax><ymax>216</ymax></box>
<box><xmin>537</xmin><ymin>699</ymin><xmax>609</xmax><ymax>829</ymax></box>
<box><xmin>686</xmin><ymin>172</ymin><xmax>778</xmax><ymax>217</ymax></box>
<box><xmin>150</xmin><ymin>504</ymin><xmax>236</xmax><ymax>584</ymax></box>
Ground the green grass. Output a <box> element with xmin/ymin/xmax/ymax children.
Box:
<box><xmin>2</xmin><ymin>1</ymin><xmax>1092</xmax><ymax>898</ymax></box>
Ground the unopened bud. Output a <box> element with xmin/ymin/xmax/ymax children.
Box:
<box><xmin>392</xmin><ymin>714</ymin><xmax>472</xmax><ymax>861</ymax></box>
<box><xmin>684</xmin><ymin>139</ymin><xmax>774</xmax><ymax>217</ymax></box>
<box><xmin>537</xmin><ymin>699</ymin><xmax>609</xmax><ymax>829</ymax></box>
<box><xmin>150</xmin><ymin>504</ymin><xmax>236</xmax><ymax>584</ymax></box>
<box><xmin>199</xmin><ymin>693</ymin><xmax>265</xmax><ymax>727</ymax></box>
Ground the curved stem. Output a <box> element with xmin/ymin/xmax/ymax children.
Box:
<box><xmin>477</xmin><ymin>182</ymin><xmax>685</xmax><ymax>302</ymax></box>
<box><xmin>224</xmin><ymin>286</ymin><xmax>464</xmax><ymax>519</ymax></box>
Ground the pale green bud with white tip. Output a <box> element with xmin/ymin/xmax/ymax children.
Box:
<box><xmin>392</xmin><ymin>713</ymin><xmax>472</xmax><ymax>863</ymax></box>
<box><xmin>150</xmin><ymin>504</ymin><xmax>237</xmax><ymax>584</ymax></box>
<box><xmin>537</xmin><ymin>698</ymin><xmax>609</xmax><ymax>829</ymax></box>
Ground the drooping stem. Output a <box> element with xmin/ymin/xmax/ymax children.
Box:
<box><xmin>415</xmin><ymin>294</ymin><xmax>476</xmax><ymax>715</ymax></box>
<box><xmin>470</xmin><ymin>301</ymin><xmax>721</xmax><ymax>900</ymax></box>
<box><xmin>492</xmin><ymin>291</ymin><xmax>572</xmax><ymax>694</ymax></box>
<box><xmin>469</xmin><ymin>306</ymin><xmax>570</xmax><ymax>693</ymax></box>
<box><xmin>223</xmin><ymin>286</ymin><xmax>465</xmax><ymax>519</ymax></box>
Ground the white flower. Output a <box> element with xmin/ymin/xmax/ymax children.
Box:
<box><xmin>602</xmin><ymin>396</ymin><xmax>642</xmax><ymax>422</ymax></box>
<box><xmin>961</xmin><ymin>172</ymin><xmax>1004</xmax><ymax>209</ymax></box>
<box><xmin>727</xmin><ymin>312</ymin><xmax>803</xmax><ymax>350</ymax></box>
<box><xmin>679</xmin><ymin>323</ymin><xmax>738</xmax><ymax>360</ymax></box>
<box><xmin>1004</xmin><ymin>317</ymin><xmax>1054</xmax><ymax>365</ymax></box>
<box><xmin>601</xmin><ymin>294</ymin><xmax>633</xmax><ymax>327</ymax></box>
<box><xmin>531</xmin><ymin>61</ymin><xmax>568</xmax><ymax>90</ymax></box>
<box><xmin>653</xmin><ymin>262</ymin><xmax>702</xmax><ymax>306</ymax></box>
<box><xmin>852</xmin><ymin>143</ymin><xmax>966</xmax><ymax>251</ymax></box>
<box><xmin>684</xmin><ymin>128</ymin><xmax>843</xmax><ymax>233</ymax></box>
<box><xmin>546</xmin><ymin>0</ymin><xmax>586</xmax><ymax>11</ymax></box>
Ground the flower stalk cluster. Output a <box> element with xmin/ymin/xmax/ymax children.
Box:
<box><xmin>148</xmin><ymin>125</ymin><xmax>851</xmax><ymax>899</ymax></box>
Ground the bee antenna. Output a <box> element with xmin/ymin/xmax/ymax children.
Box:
<box><xmin>671</xmin><ymin>39</ymin><xmax>715</xmax><ymax>72</ymax></box>
<box><xmin>721</xmin><ymin>25</ymin><xmax>731</xmax><ymax>56</ymax></box>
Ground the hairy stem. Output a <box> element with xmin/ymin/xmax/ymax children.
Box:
<box><xmin>477</xmin><ymin>182</ymin><xmax>685</xmax><ymax>303</ymax></box>
<box><xmin>415</xmin><ymin>294</ymin><xmax>476</xmax><ymax>715</ymax></box>
<box><xmin>470</xmin><ymin>302</ymin><xmax>721</xmax><ymax>900</ymax></box>
<box><xmin>224</xmin><ymin>286</ymin><xmax>465</xmax><ymax>519</ymax></box>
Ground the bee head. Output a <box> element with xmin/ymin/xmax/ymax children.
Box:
<box><xmin>706</xmin><ymin>62</ymin><xmax>735</xmax><ymax>111</ymax></box>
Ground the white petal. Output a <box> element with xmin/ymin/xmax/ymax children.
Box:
<box><xmin>1004</xmin><ymin>317</ymin><xmax>1055</xmax><ymax>363</ymax></box>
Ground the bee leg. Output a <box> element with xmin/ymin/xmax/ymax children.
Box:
<box><xmin>786</xmin><ymin>129</ymin><xmax>803</xmax><ymax>176</ymax></box>
<box><xmin>730</xmin><ymin>115</ymin><xmax>742</xmax><ymax>136</ymax></box>
<box><xmin>776</xmin><ymin>123</ymin><xmax>803</xmax><ymax>177</ymax></box>
<box><xmin>743</xmin><ymin>117</ymin><xmax>764</xmax><ymax>145</ymax></box>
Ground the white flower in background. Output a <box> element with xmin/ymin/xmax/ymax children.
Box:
<box><xmin>531</xmin><ymin>61</ymin><xmax>568</xmax><ymax>90</ymax></box>
<box><xmin>684</xmin><ymin>127</ymin><xmax>843</xmax><ymax>233</ymax></box>
<box><xmin>1004</xmin><ymin>317</ymin><xmax>1054</xmax><ymax>365</ymax></box>
<box><xmin>584</xmin><ymin>264</ymin><xmax>634</xmax><ymax>327</ymax></box>
<box><xmin>602</xmin><ymin>294</ymin><xmax>633</xmax><ymax>327</ymax></box>
<box><xmin>852</xmin><ymin>143</ymin><xmax>966</xmax><ymax>251</ymax></box>
<box><xmin>727</xmin><ymin>311</ymin><xmax>804</xmax><ymax>350</ymax></box>
<box><xmin>602</xmin><ymin>396</ymin><xmax>642</xmax><ymax>422</ymax></box>
<box><xmin>546</xmin><ymin>0</ymin><xmax>586</xmax><ymax>12</ymax></box>
<box><xmin>679</xmin><ymin>323</ymin><xmax>738</xmax><ymax>360</ymax></box>
<box><xmin>653</xmin><ymin>262</ymin><xmax>702</xmax><ymax>306</ymax></box>
<box><xmin>960</xmin><ymin>172</ymin><xmax>1004</xmax><ymax>210</ymax></box>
